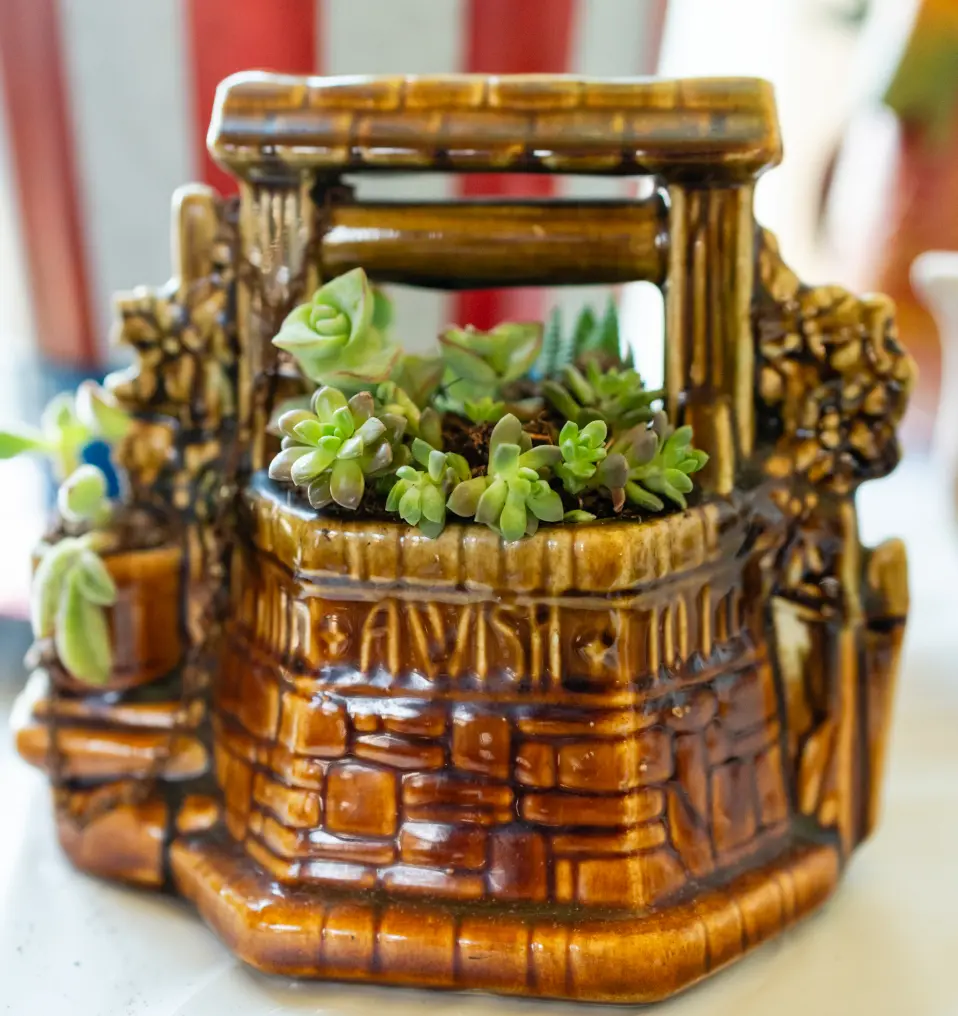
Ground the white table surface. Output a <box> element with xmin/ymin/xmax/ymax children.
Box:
<box><xmin>2</xmin><ymin>457</ymin><xmax>956</xmax><ymax>1016</ymax></box>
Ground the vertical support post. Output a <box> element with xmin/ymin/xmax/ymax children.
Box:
<box><xmin>664</xmin><ymin>182</ymin><xmax>756</xmax><ymax>495</ymax></box>
<box><xmin>235</xmin><ymin>174</ymin><xmax>321</xmax><ymax>472</ymax></box>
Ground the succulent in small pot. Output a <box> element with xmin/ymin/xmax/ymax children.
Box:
<box><xmin>448</xmin><ymin>414</ymin><xmax>563</xmax><ymax>541</ymax></box>
<box><xmin>608</xmin><ymin>411</ymin><xmax>710</xmax><ymax>512</ymax></box>
<box><xmin>32</xmin><ymin>466</ymin><xmax>118</xmax><ymax>687</ymax></box>
<box><xmin>272</xmin><ymin>268</ymin><xmax>401</xmax><ymax>390</ymax></box>
<box><xmin>268</xmin><ymin>386</ymin><xmax>406</xmax><ymax>509</ymax></box>
<box><xmin>384</xmin><ymin>439</ymin><xmax>471</xmax><ymax>538</ymax></box>
<box><xmin>543</xmin><ymin>359</ymin><xmax>660</xmax><ymax>431</ymax></box>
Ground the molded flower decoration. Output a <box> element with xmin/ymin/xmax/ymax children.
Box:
<box><xmin>385</xmin><ymin>438</ymin><xmax>471</xmax><ymax>538</ymax></box>
<box><xmin>272</xmin><ymin>268</ymin><xmax>400</xmax><ymax>390</ymax></box>
<box><xmin>607</xmin><ymin>411</ymin><xmax>709</xmax><ymax>512</ymax></box>
<box><xmin>447</xmin><ymin>414</ymin><xmax>562</xmax><ymax>541</ymax></box>
<box><xmin>268</xmin><ymin>386</ymin><xmax>405</xmax><ymax>510</ymax></box>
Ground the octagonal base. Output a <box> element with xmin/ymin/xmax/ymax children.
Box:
<box><xmin>171</xmin><ymin>834</ymin><xmax>839</xmax><ymax>1004</ymax></box>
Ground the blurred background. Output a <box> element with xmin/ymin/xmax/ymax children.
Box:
<box><xmin>0</xmin><ymin>0</ymin><xmax>955</xmax><ymax>620</ymax></box>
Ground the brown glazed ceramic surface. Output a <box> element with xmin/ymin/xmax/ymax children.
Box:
<box><xmin>13</xmin><ymin>74</ymin><xmax>913</xmax><ymax>1003</ymax></box>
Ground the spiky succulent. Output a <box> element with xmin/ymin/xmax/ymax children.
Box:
<box><xmin>268</xmin><ymin>386</ymin><xmax>405</xmax><ymax>510</ymax></box>
<box><xmin>554</xmin><ymin>420</ymin><xmax>627</xmax><ymax>497</ymax></box>
<box><xmin>534</xmin><ymin>299</ymin><xmax>623</xmax><ymax>378</ymax></box>
<box><xmin>385</xmin><ymin>438</ymin><xmax>471</xmax><ymax>538</ymax></box>
<box><xmin>272</xmin><ymin>268</ymin><xmax>400</xmax><ymax>390</ymax></box>
<box><xmin>543</xmin><ymin>359</ymin><xmax>660</xmax><ymax>431</ymax></box>
<box><xmin>607</xmin><ymin>411</ymin><xmax>709</xmax><ymax>512</ymax></box>
<box><xmin>447</xmin><ymin>414</ymin><xmax>562</xmax><ymax>541</ymax></box>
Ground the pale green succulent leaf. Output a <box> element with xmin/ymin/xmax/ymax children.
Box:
<box><xmin>421</xmin><ymin>483</ymin><xmax>446</xmax><ymax>525</ymax></box>
<box><xmin>498</xmin><ymin>487</ymin><xmax>528</xmax><ymax>542</ymax></box>
<box><xmin>490</xmin><ymin>442</ymin><xmax>520</xmax><ymax>478</ymax></box>
<box><xmin>520</xmin><ymin>445</ymin><xmax>561</xmax><ymax>472</ymax></box>
<box><xmin>385</xmin><ymin>479</ymin><xmax>410</xmax><ymax>513</ymax></box>
<box><xmin>30</xmin><ymin>538</ymin><xmax>84</xmax><ymax>638</ymax></box>
<box><xmin>307</xmin><ymin>476</ymin><xmax>333</xmax><ymax>509</ymax></box>
<box><xmin>489</xmin><ymin>414</ymin><xmax>523</xmax><ymax>457</ymax></box>
<box><xmin>475</xmin><ymin>478</ymin><xmax>508</xmax><ymax>527</ymax></box>
<box><xmin>330</xmin><ymin>457</ymin><xmax>364</xmax><ymax>510</ymax></box>
<box><xmin>564</xmin><ymin>509</ymin><xmax>596</xmax><ymax>523</ymax></box>
<box><xmin>55</xmin><ymin>571</ymin><xmax>112</xmax><ymax>686</ymax></box>
<box><xmin>74</xmin><ymin>549</ymin><xmax>118</xmax><ymax>606</ymax></box>
<box><xmin>447</xmin><ymin>476</ymin><xmax>488</xmax><ymax>518</ymax></box>
<box><xmin>312</xmin><ymin>385</ymin><xmax>349</xmax><ymax>420</ymax></box>
<box><xmin>625</xmin><ymin>481</ymin><xmax>664</xmax><ymax>512</ymax></box>
<box><xmin>526</xmin><ymin>483</ymin><xmax>563</xmax><ymax>522</ymax></box>
<box><xmin>268</xmin><ymin>446</ymin><xmax>311</xmax><ymax>482</ymax></box>
<box><xmin>75</xmin><ymin>381</ymin><xmax>131</xmax><ymax>443</ymax></box>
<box><xmin>292</xmin><ymin>419</ymin><xmax>325</xmax><ymax>445</ymax></box>
<box><xmin>398</xmin><ymin>485</ymin><xmax>423</xmax><ymax>526</ymax></box>
<box><xmin>0</xmin><ymin>428</ymin><xmax>48</xmax><ymax>460</ymax></box>
<box><xmin>58</xmin><ymin>465</ymin><xmax>109</xmax><ymax>525</ymax></box>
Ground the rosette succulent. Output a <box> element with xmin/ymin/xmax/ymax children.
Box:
<box><xmin>554</xmin><ymin>420</ymin><xmax>627</xmax><ymax>498</ymax></box>
<box><xmin>543</xmin><ymin>359</ymin><xmax>659</xmax><ymax>431</ymax></box>
<box><xmin>268</xmin><ymin>386</ymin><xmax>404</xmax><ymax>510</ymax></box>
<box><xmin>385</xmin><ymin>438</ymin><xmax>471</xmax><ymax>538</ymax></box>
<box><xmin>272</xmin><ymin>268</ymin><xmax>400</xmax><ymax>390</ymax></box>
<box><xmin>607</xmin><ymin>411</ymin><xmax>709</xmax><ymax>512</ymax></box>
<box><xmin>448</xmin><ymin>414</ymin><xmax>562</xmax><ymax>541</ymax></box>
<box><xmin>439</xmin><ymin>322</ymin><xmax>543</xmax><ymax>421</ymax></box>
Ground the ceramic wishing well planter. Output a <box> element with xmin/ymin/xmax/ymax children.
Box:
<box><xmin>12</xmin><ymin>75</ymin><xmax>913</xmax><ymax>1003</ymax></box>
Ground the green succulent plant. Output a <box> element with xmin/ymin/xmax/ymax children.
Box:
<box><xmin>543</xmin><ymin>359</ymin><xmax>660</xmax><ymax>432</ymax></box>
<box><xmin>447</xmin><ymin>414</ymin><xmax>562</xmax><ymax>541</ymax></box>
<box><xmin>376</xmin><ymin>381</ymin><xmax>444</xmax><ymax>448</ymax></box>
<box><xmin>384</xmin><ymin>438</ymin><xmax>471</xmax><ymax>538</ymax></box>
<box><xmin>32</xmin><ymin>464</ymin><xmax>117</xmax><ymax>686</ymax></box>
<box><xmin>439</xmin><ymin>322</ymin><xmax>543</xmax><ymax>422</ymax></box>
<box><xmin>0</xmin><ymin>381</ymin><xmax>130</xmax><ymax>481</ymax></box>
<box><xmin>607</xmin><ymin>411</ymin><xmax>709</xmax><ymax>512</ymax></box>
<box><xmin>57</xmin><ymin>464</ymin><xmax>113</xmax><ymax>527</ymax></box>
<box><xmin>392</xmin><ymin>353</ymin><xmax>444</xmax><ymax>409</ymax></box>
<box><xmin>554</xmin><ymin>419</ymin><xmax>628</xmax><ymax>497</ymax></box>
<box><xmin>272</xmin><ymin>268</ymin><xmax>400</xmax><ymax>390</ymax></box>
<box><xmin>533</xmin><ymin>298</ymin><xmax>624</xmax><ymax>378</ymax></box>
<box><xmin>268</xmin><ymin>386</ymin><xmax>405</xmax><ymax>510</ymax></box>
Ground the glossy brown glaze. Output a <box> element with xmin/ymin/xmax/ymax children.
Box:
<box><xmin>13</xmin><ymin>72</ymin><xmax>912</xmax><ymax>1003</ymax></box>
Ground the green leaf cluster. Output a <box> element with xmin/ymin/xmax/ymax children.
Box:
<box><xmin>0</xmin><ymin>381</ymin><xmax>130</xmax><ymax>481</ymax></box>
<box><xmin>31</xmin><ymin>531</ymin><xmax>116</xmax><ymax>686</ymax></box>
<box><xmin>438</xmin><ymin>322</ymin><xmax>543</xmax><ymax>423</ymax></box>
<box><xmin>384</xmin><ymin>439</ymin><xmax>470</xmax><ymax>538</ymax></box>
<box><xmin>447</xmin><ymin>415</ymin><xmax>562</xmax><ymax>541</ymax></box>
<box><xmin>608</xmin><ymin>411</ymin><xmax>709</xmax><ymax>512</ymax></box>
<box><xmin>268</xmin><ymin>386</ymin><xmax>405</xmax><ymax>509</ymax></box>
<box><xmin>272</xmin><ymin>268</ymin><xmax>401</xmax><ymax>391</ymax></box>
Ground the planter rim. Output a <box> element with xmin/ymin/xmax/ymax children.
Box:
<box><xmin>246</xmin><ymin>475</ymin><xmax>750</xmax><ymax>596</ymax></box>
